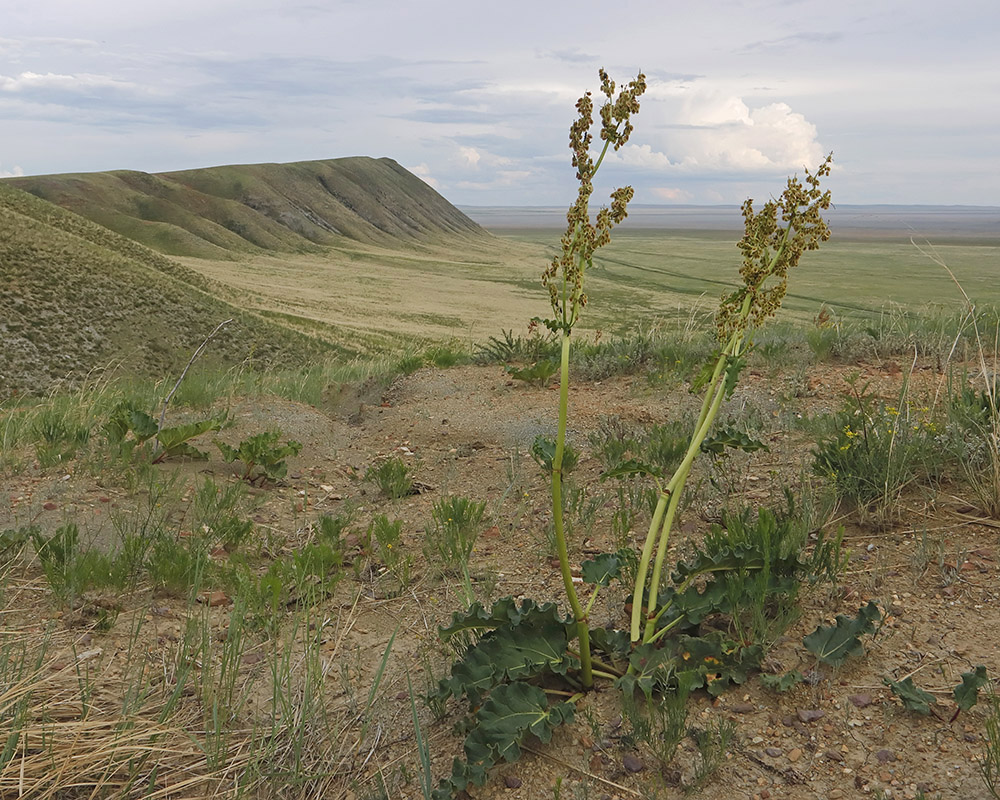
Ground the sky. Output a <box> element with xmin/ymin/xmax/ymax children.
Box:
<box><xmin>1</xmin><ymin>0</ymin><xmax>998</xmax><ymax>207</ymax></box>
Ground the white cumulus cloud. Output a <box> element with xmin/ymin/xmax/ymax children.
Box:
<box><xmin>617</xmin><ymin>88</ymin><xmax>824</xmax><ymax>175</ymax></box>
<box><xmin>0</xmin><ymin>163</ymin><xmax>24</xmax><ymax>177</ymax></box>
<box><xmin>408</xmin><ymin>163</ymin><xmax>439</xmax><ymax>189</ymax></box>
<box><xmin>459</xmin><ymin>146</ymin><xmax>481</xmax><ymax>167</ymax></box>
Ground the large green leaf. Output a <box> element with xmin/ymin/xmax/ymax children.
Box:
<box><xmin>588</xmin><ymin>626</ymin><xmax>630</xmax><ymax>659</ymax></box>
<box><xmin>581</xmin><ymin>551</ymin><xmax>624</xmax><ymax>587</ymax></box>
<box><xmin>438</xmin><ymin>598</ymin><xmax>572</xmax><ymax>641</ymax></box>
<box><xmin>884</xmin><ymin>676</ymin><xmax>937</xmax><ymax>715</ymax></box>
<box><xmin>616</xmin><ymin>642</ymin><xmax>676</xmax><ymax>699</ymax></box>
<box><xmin>700</xmin><ymin>426</ymin><xmax>769</xmax><ymax>456</ymax></box>
<box><xmin>677</xmin><ymin>632</ymin><xmax>763</xmax><ymax>696</ymax></box>
<box><xmin>505</xmin><ymin>360</ymin><xmax>558</xmax><ymax>386</ymax></box>
<box><xmin>433</xmin><ymin>683</ymin><xmax>574</xmax><ymax>799</ymax></box>
<box><xmin>599</xmin><ymin>459</ymin><xmax>664</xmax><ymax>481</ymax></box>
<box><xmin>216</xmin><ymin>431</ymin><xmax>302</xmax><ymax>480</ymax></box>
<box><xmin>803</xmin><ymin>602</ymin><xmax>881</xmax><ymax>666</ymax></box>
<box><xmin>465</xmin><ymin>682</ymin><xmax>575</xmax><ymax>763</ymax></box>
<box><xmin>103</xmin><ymin>403</ymin><xmax>158</xmax><ymax>444</ymax></box>
<box><xmin>154</xmin><ymin>416</ymin><xmax>224</xmax><ymax>461</ymax></box>
<box><xmin>954</xmin><ymin>665</ymin><xmax>989</xmax><ymax>712</ymax></box>
<box><xmin>435</xmin><ymin>618</ymin><xmax>577</xmax><ymax>707</ymax></box>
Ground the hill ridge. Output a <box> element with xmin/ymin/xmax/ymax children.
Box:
<box><xmin>5</xmin><ymin>156</ymin><xmax>487</xmax><ymax>259</ymax></box>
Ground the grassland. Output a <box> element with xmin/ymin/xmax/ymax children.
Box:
<box><xmin>163</xmin><ymin>223</ymin><xmax>1000</xmax><ymax>365</ymax></box>
<box><xmin>502</xmin><ymin>227</ymin><xmax>1000</xmax><ymax>323</ymax></box>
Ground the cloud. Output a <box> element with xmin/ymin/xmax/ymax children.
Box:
<box><xmin>0</xmin><ymin>163</ymin><xmax>24</xmax><ymax>177</ymax></box>
<box><xmin>0</xmin><ymin>71</ymin><xmax>138</xmax><ymax>93</ymax></box>
<box><xmin>459</xmin><ymin>146</ymin><xmax>481</xmax><ymax>167</ymax></box>
<box><xmin>408</xmin><ymin>163</ymin><xmax>439</xmax><ymax>189</ymax></box>
<box><xmin>395</xmin><ymin>107</ymin><xmax>502</xmax><ymax>125</ymax></box>
<box><xmin>649</xmin><ymin>186</ymin><xmax>691</xmax><ymax>202</ymax></box>
<box><xmin>616</xmin><ymin>89</ymin><xmax>824</xmax><ymax>174</ymax></box>
<box><xmin>740</xmin><ymin>31</ymin><xmax>844</xmax><ymax>54</ymax></box>
<box><xmin>545</xmin><ymin>48</ymin><xmax>598</xmax><ymax>64</ymax></box>
<box><xmin>455</xmin><ymin>169</ymin><xmax>533</xmax><ymax>191</ymax></box>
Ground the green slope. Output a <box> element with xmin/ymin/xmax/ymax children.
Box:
<box><xmin>6</xmin><ymin>157</ymin><xmax>486</xmax><ymax>259</ymax></box>
<box><xmin>0</xmin><ymin>182</ymin><xmax>339</xmax><ymax>396</ymax></box>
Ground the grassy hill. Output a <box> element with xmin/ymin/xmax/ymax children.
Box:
<box><xmin>0</xmin><ymin>182</ymin><xmax>339</xmax><ymax>397</ymax></box>
<box><xmin>5</xmin><ymin>157</ymin><xmax>486</xmax><ymax>259</ymax></box>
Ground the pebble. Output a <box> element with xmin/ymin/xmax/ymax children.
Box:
<box><xmin>825</xmin><ymin>749</ymin><xmax>845</xmax><ymax>762</ymax></box>
<box><xmin>503</xmin><ymin>775</ymin><xmax>522</xmax><ymax>789</ymax></box>
<box><xmin>732</xmin><ymin>702</ymin><xmax>754</xmax><ymax>713</ymax></box>
<box><xmin>197</xmin><ymin>590</ymin><xmax>230</xmax><ymax>607</ymax></box>
<box><xmin>623</xmin><ymin>753</ymin><xmax>644</xmax><ymax>773</ymax></box>
<box><xmin>788</xmin><ymin>748</ymin><xmax>803</xmax><ymax>763</ymax></box>
<box><xmin>876</xmin><ymin>749</ymin><xmax>897</xmax><ymax>763</ymax></box>
<box><xmin>830</xmin><ymin>791</ymin><xmax>844</xmax><ymax>799</ymax></box>
<box><xmin>765</xmin><ymin>747</ymin><xmax>782</xmax><ymax>757</ymax></box>
<box><xmin>848</xmin><ymin>693</ymin><xmax>873</xmax><ymax>708</ymax></box>
<box><xmin>797</xmin><ymin>708</ymin><xmax>825</xmax><ymax>723</ymax></box>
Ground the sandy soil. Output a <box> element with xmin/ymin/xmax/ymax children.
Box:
<box><xmin>3</xmin><ymin>361</ymin><xmax>999</xmax><ymax>800</ymax></box>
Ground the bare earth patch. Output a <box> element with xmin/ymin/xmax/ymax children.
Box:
<box><xmin>3</xmin><ymin>362</ymin><xmax>998</xmax><ymax>800</ymax></box>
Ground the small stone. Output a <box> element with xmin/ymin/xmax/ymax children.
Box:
<box><xmin>788</xmin><ymin>748</ymin><xmax>802</xmax><ymax>763</ymax></box>
<box><xmin>43</xmin><ymin>501</ymin><xmax>58</xmax><ymax>510</ymax></box>
<box><xmin>503</xmin><ymin>775</ymin><xmax>522</xmax><ymax>789</ymax></box>
<box><xmin>830</xmin><ymin>791</ymin><xmax>844</xmax><ymax>799</ymax></box>
<box><xmin>732</xmin><ymin>702</ymin><xmax>754</xmax><ymax>713</ymax></box>
<box><xmin>765</xmin><ymin>747</ymin><xmax>782</xmax><ymax>757</ymax></box>
<box><xmin>760</xmin><ymin>791</ymin><xmax>771</xmax><ymax>799</ymax></box>
<box><xmin>825</xmin><ymin>749</ymin><xmax>845</xmax><ymax>762</ymax></box>
<box><xmin>623</xmin><ymin>753</ymin><xmax>644</xmax><ymax>773</ymax></box>
<box><xmin>797</xmin><ymin>708</ymin><xmax>825</xmax><ymax>723</ymax></box>
<box><xmin>197</xmin><ymin>590</ymin><xmax>230</xmax><ymax>607</ymax></box>
<box><xmin>876</xmin><ymin>749</ymin><xmax>897</xmax><ymax>763</ymax></box>
<box><xmin>848</xmin><ymin>694</ymin><xmax>873</xmax><ymax>708</ymax></box>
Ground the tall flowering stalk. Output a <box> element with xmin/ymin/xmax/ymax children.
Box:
<box><xmin>542</xmin><ymin>69</ymin><xmax>646</xmax><ymax>688</ymax></box>
<box><xmin>629</xmin><ymin>156</ymin><xmax>833</xmax><ymax>643</ymax></box>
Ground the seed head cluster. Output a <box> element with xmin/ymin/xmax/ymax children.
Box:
<box><xmin>543</xmin><ymin>70</ymin><xmax>647</xmax><ymax>330</ymax></box>
<box><xmin>716</xmin><ymin>154</ymin><xmax>833</xmax><ymax>341</ymax></box>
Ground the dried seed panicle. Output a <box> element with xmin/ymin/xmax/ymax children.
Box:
<box><xmin>716</xmin><ymin>154</ymin><xmax>833</xmax><ymax>341</ymax></box>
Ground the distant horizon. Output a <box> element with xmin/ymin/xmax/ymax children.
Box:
<box><xmin>460</xmin><ymin>202</ymin><xmax>1000</xmax><ymax>210</ymax></box>
<box><xmin>461</xmin><ymin>203</ymin><xmax>1000</xmax><ymax>238</ymax></box>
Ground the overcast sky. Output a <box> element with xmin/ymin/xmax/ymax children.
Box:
<box><xmin>1</xmin><ymin>0</ymin><xmax>998</xmax><ymax>206</ymax></box>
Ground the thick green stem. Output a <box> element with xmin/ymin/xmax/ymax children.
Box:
<box><xmin>629</xmin><ymin>489</ymin><xmax>669</xmax><ymax>640</ymax></box>
<box><xmin>630</xmin><ymin>225</ymin><xmax>796</xmax><ymax>644</ymax></box>
<box><xmin>552</xmin><ymin>331</ymin><xmax>593</xmax><ymax>687</ymax></box>
<box><xmin>642</xmin><ymin>374</ymin><xmax>730</xmax><ymax>641</ymax></box>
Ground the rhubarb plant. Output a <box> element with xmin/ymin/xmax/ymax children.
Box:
<box><xmin>430</xmin><ymin>69</ymin><xmax>836</xmax><ymax>799</ymax></box>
